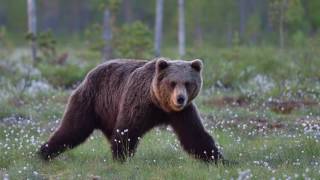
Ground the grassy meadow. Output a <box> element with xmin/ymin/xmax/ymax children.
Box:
<box><xmin>0</xmin><ymin>46</ymin><xmax>320</xmax><ymax>179</ymax></box>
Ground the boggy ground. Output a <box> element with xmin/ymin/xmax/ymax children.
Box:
<box><xmin>0</xmin><ymin>47</ymin><xmax>320</xmax><ymax>179</ymax></box>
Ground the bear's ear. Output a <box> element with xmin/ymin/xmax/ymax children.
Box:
<box><xmin>156</xmin><ymin>58</ymin><xmax>169</xmax><ymax>70</ymax></box>
<box><xmin>191</xmin><ymin>59</ymin><xmax>203</xmax><ymax>72</ymax></box>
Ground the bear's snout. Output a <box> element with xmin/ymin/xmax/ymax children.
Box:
<box><xmin>170</xmin><ymin>84</ymin><xmax>188</xmax><ymax>111</ymax></box>
<box><xmin>177</xmin><ymin>95</ymin><xmax>186</xmax><ymax>105</ymax></box>
<box><xmin>171</xmin><ymin>93</ymin><xmax>187</xmax><ymax>111</ymax></box>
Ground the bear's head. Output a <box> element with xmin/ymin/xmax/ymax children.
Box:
<box><xmin>151</xmin><ymin>58</ymin><xmax>203</xmax><ymax>112</ymax></box>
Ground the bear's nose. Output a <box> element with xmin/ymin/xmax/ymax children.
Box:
<box><xmin>177</xmin><ymin>95</ymin><xmax>185</xmax><ymax>105</ymax></box>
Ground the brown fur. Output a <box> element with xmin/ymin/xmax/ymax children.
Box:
<box><xmin>38</xmin><ymin>58</ymin><xmax>223</xmax><ymax>163</ymax></box>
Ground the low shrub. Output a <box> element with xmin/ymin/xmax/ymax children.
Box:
<box><xmin>37</xmin><ymin>63</ymin><xmax>94</xmax><ymax>88</ymax></box>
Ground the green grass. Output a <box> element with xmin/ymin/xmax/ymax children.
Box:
<box><xmin>0</xmin><ymin>125</ymin><xmax>319</xmax><ymax>179</ymax></box>
<box><xmin>1</xmin><ymin>46</ymin><xmax>320</xmax><ymax>179</ymax></box>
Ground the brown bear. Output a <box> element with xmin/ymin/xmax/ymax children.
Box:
<box><xmin>39</xmin><ymin>58</ymin><xmax>223</xmax><ymax>163</ymax></box>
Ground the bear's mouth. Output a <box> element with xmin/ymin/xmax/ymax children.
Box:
<box><xmin>172</xmin><ymin>103</ymin><xmax>185</xmax><ymax>111</ymax></box>
<box><xmin>170</xmin><ymin>96</ymin><xmax>187</xmax><ymax>112</ymax></box>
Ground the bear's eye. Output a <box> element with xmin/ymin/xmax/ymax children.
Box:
<box><xmin>170</xmin><ymin>81</ymin><xmax>176</xmax><ymax>88</ymax></box>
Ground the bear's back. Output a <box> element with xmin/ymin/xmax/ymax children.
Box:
<box><xmin>87</xmin><ymin>59</ymin><xmax>148</xmax><ymax>88</ymax></box>
<box><xmin>84</xmin><ymin>59</ymin><xmax>149</xmax><ymax>125</ymax></box>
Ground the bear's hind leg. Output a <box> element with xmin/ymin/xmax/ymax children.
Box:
<box><xmin>39</xmin><ymin>92</ymin><xmax>96</xmax><ymax>160</ymax></box>
<box><xmin>39</xmin><ymin>122</ymin><xmax>94</xmax><ymax>160</ymax></box>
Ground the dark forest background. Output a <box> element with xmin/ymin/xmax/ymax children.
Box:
<box><xmin>1</xmin><ymin>0</ymin><xmax>320</xmax><ymax>47</ymax></box>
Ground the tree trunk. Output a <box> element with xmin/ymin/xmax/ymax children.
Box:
<box><xmin>154</xmin><ymin>0</ymin><xmax>164</xmax><ymax>57</ymax></box>
<box><xmin>0</xmin><ymin>5</ymin><xmax>5</xmax><ymax>25</ymax></box>
<box><xmin>123</xmin><ymin>0</ymin><xmax>133</xmax><ymax>23</ymax></box>
<box><xmin>226</xmin><ymin>23</ymin><xmax>233</xmax><ymax>47</ymax></box>
<box><xmin>102</xmin><ymin>8</ymin><xmax>113</xmax><ymax>61</ymax></box>
<box><xmin>194</xmin><ymin>19</ymin><xmax>203</xmax><ymax>48</ymax></box>
<box><xmin>178</xmin><ymin>0</ymin><xmax>186</xmax><ymax>57</ymax></box>
<box><xmin>279</xmin><ymin>11</ymin><xmax>284</xmax><ymax>49</ymax></box>
<box><xmin>261</xmin><ymin>0</ymin><xmax>272</xmax><ymax>33</ymax></box>
<box><xmin>238</xmin><ymin>0</ymin><xmax>246</xmax><ymax>40</ymax></box>
<box><xmin>279</xmin><ymin>0</ymin><xmax>288</xmax><ymax>49</ymax></box>
<box><xmin>27</xmin><ymin>0</ymin><xmax>37</xmax><ymax>62</ymax></box>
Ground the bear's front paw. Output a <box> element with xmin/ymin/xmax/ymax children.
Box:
<box><xmin>37</xmin><ymin>143</ymin><xmax>52</xmax><ymax>161</ymax></box>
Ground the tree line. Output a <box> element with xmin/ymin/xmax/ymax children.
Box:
<box><xmin>1</xmin><ymin>0</ymin><xmax>320</xmax><ymax>56</ymax></box>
